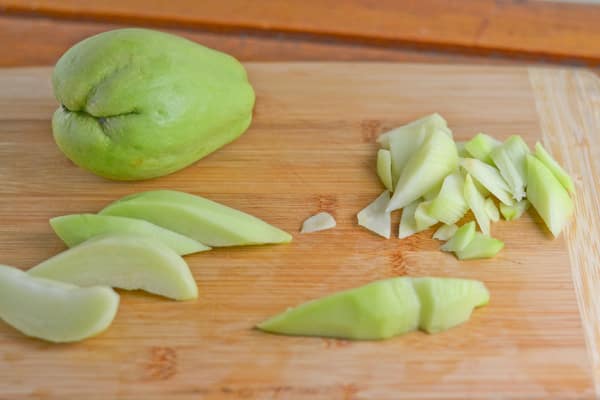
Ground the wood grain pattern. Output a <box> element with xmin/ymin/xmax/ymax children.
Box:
<box><xmin>0</xmin><ymin>64</ymin><xmax>596</xmax><ymax>398</ymax></box>
<box><xmin>529</xmin><ymin>68</ymin><xmax>600</xmax><ymax>394</ymax></box>
<box><xmin>3</xmin><ymin>0</ymin><xmax>600</xmax><ymax>62</ymax></box>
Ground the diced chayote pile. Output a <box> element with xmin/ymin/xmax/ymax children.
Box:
<box><xmin>358</xmin><ymin>114</ymin><xmax>575</xmax><ymax>259</ymax></box>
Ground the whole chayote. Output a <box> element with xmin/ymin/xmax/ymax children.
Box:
<box><xmin>52</xmin><ymin>28</ymin><xmax>255</xmax><ymax>180</ymax></box>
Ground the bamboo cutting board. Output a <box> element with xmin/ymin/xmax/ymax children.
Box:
<box><xmin>0</xmin><ymin>63</ymin><xmax>599</xmax><ymax>399</ymax></box>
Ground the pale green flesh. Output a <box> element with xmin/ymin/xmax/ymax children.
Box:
<box><xmin>28</xmin><ymin>234</ymin><xmax>197</xmax><ymax>300</ymax></box>
<box><xmin>100</xmin><ymin>190</ymin><xmax>292</xmax><ymax>247</ymax></box>
<box><xmin>422</xmin><ymin>180</ymin><xmax>443</xmax><ymax>201</ymax></box>
<box><xmin>534</xmin><ymin>142</ymin><xmax>575</xmax><ymax>195</ymax></box>
<box><xmin>412</xmin><ymin>277</ymin><xmax>489</xmax><ymax>334</ymax></box>
<box><xmin>387</xmin><ymin>129</ymin><xmax>458</xmax><ymax>211</ymax></box>
<box><xmin>301</xmin><ymin>212</ymin><xmax>336</xmax><ymax>233</ymax></box>
<box><xmin>433</xmin><ymin>224</ymin><xmax>458</xmax><ymax>241</ymax></box>
<box><xmin>500</xmin><ymin>199</ymin><xmax>530</xmax><ymax>221</ymax></box>
<box><xmin>464</xmin><ymin>174</ymin><xmax>490</xmax><ymax>235</ymax></box>
<box><xmin>0</xmin><ymin>264</ymin><xmax>119</xmax><ymax>343</ymax></box>
<box><xmin>376</xmin><ymin>113</ymin><xmax>448</xmax><ymax>149</ymax></box>
<box><xmin>52</xmin><ymin>28</ymin><xmax>255</xmax><ymax>181</ymax></box>
<box><xmin>484</xmin><ymin>198</ymin><xmax>500</xmax><ymax>222</ymax></box>
<box><xmin>455</xmin><ymin>232</ymin><xmax>504</xmax><ymax>260</ymax></box>
<box><xmin>258</xmin><ymin>278</ymin><xmax>420</xmax><ymax>340</ymax></box>
<box><xmin>50</xmin><ymin>214</ymin><xmax>210</xmax><ymax>255</ymax></box>
<box><xmin>441</xmin><ymin>221</ymin><xmax>476</xmax><ymax>252</ymax></box>
<box><xmin>376</xmin><ymin>149</ymin><xmax>394</xmax><ymax>192</ymax></box>
<box><xmin>526</xmin><ymin>155</ymin><xmax>574</xmax><ymax>237</ymax></box>
<box><xmin>414</xmin><ymin>201</ymin><xmax>438</xmax><ymax>232</ymax></box>
<box><xmin>490</xmin><ymin>135</ymin><xmax>530</xmax><ymax>201</ymax></box>
<box><xmin>357</xmin><ymin>191</ymin><xmax>391</xmax><ymax>239</ymax></box>
<box><xmin>428</xmin><ymin>171</ymin><xmax>468</xmax><ymax>225</ymax></box>
<box><xmin>258</xmin><ymin>277</ymin><xmax>489</xmax><ymax>340</ymax></box>
<box><xmin>455</xmin><ymin>141</ymin><xmax>470</xmax><ymax>158</ymax></box>
<box><xmin>471</xmin><ymin>175</ymin><xmax>490</xmax><ymax>197</ymax></box>
<box><xmin>398</xmin><ymin>200</ymin><xmax>420</xmax><ymax>239</ymax></box>
<box><xmin>461</xmin><ymin>158</ymin><xmax>513</xmax><ymax>206</ymax></box>
<box><xmin>464</xmin><ymin>133</ymin><xmax>501</xmax><ymax>164</ymax></box>
<box><xmin>389</xmin><ymin>128</ymin><xmax>428</xmax><ymax>188</ymax></box>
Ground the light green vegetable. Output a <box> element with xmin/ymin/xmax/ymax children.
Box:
<box><xmin>490</xmin><ymin>135</ymin><xmax>530</xmax><ymax>201</ymax></box>
<box><xmin>50</xmin><ymin>214</ymin><xmax>210</xmax><ymax>255</ymax></box>
<box><xmin>471</xmin><ymin>176</ymin><xmax>490</xmax><ymax>197</ymax></box>
<box><xmin>422</xmin><ymin>180</ymin><xmax>443</xmax><ymax>201</ymax></box>
<box><xmin>428</xmin><ymin>171</ymin><xmax>468</xmax><ymax>225</ymax></box>
<box><xmin>357</xmin><ymin>191</ymin><xmax>391</xmax><ymax>239</ymax></box>
<box><xmin>377</xmin><ymin>113</ymin><xmax>448</xmax><ymax>149</ymax></box>
<box><xmin>52</xmin><ymin>28</ymin><xmax>255</xmax><ymax>181</ymax></box>
<box><xmin>257</xmin><ymin>277</ymin><xmax>421</xmax><ymax>340</ymax></box>
<box><xmin>0</xmin><ymin>264</ymin><xmax>119</xmax><ymax>343</ymax></box>
<box><xmin>432</xmin><ymin>224</ymin><xmax>458</xmax><ymax>241</ymax></box>
<box><xmin>461</xmin><ymin>158</ymin><xmax>513</xmax><ymax>206</ymax></box>
<box><xmin>29</xmin><ymin>234</ymin><xmax>197</xmax><ymax>301</ymax></box>
<box><xmin>455</xmin><ymin>232</ymin><xmax>504</xmax><ymax>260</ymax></box>
<box><xmin>376</xmin><ymin>149</ymin><xmax>394</xmax><ymax>191</ymax></box>
<box><xmin>463</xmin><ymin>174</ymin><xmax>490</xmax><ymax>235</ymax></box>
<box><xmin>441</xmin><ymin>221</ymin><xmax>476</xmax><ymax>252</ymax></box>
<box><xmin>387</xmin><ymin>129</ymin><xmax>458</xmax><ymax>211</ymax></box>
<box><xmin>301</xmin><ymin>212</ymin><xmax>336</xmax><ymax>233</ymax></box>
<box><xmin>526</xmin><ymin>155</ymin><xmax>574</xmax><ymax>237</ymax></box>
<box><xmin>455</xmin><ymin>141</ymin><xmax>470</xmax><ymax>158</ymax></box>
<box><xmin>398</xmin><ymin>200</ymin><xmax>420</xmax><ymax>239</ymax></box>
<box><xmin>99</xmin><ymin>190</ymin><xmax>292</xmax><ymax>247</ymax></box>
<box><xmin>389</xmin><ymin>128</ymin><xmax>428</xmax><ymax>187</ymax></box>
<box><xmin>484</xmin><ymin>198</ymin><xmax>500</xmax><ymax>222</ymax></box>
<box><xmin>464</xmin><ymin>133</ymin><xmax>501</xmax><ymax>164</ymax></box>
<box><xmin>412</xmin><ymin>277</ymin><xmax>489</xmax><ymax>334</ymax></box>
<box><xmin>534</xmin><ymin>142</ymin><xmax>575</xmax><ymax>195</ymax></box>
<box><xmin>500</xmin><ymin>199</ymin><xmax>530</xmax><ymax>221</ymax></box>
<box><xmin>257</xmin><ymin>277</ymin><xmax>489</xmax><ymax>339</ymax></box>
<box><xmin>414</xmin><ymin>201</ymin><xmax>438</xmax><ymax>232</ymax></box>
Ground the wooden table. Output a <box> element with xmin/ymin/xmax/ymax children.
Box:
<box><xmin>1</xmin><ymin>2</ymin><xmax>600</xmax><ymax>398</ymax></box>
<box><xmin>1</xmin><ymin>1</ymin><xmax>599</xmax><ymax>69</ymax></box>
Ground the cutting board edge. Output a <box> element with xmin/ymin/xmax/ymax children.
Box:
<box><xmin>529</xmin><ymin>66</ymin><xmax>600</xmax><ymax>395</ymax></box>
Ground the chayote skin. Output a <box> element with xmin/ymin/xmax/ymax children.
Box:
<box><xmin>52</xmin><ymin>28</ymin><xmax>255</xmax><ymax>180</ymax></box>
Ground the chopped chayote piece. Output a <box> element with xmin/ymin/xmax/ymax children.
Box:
<box><xmin>441</xmin><ymin>221</ymin><xmax>476</xmax><ymax>252</ymax></box>
<box><xmin>376</xmin><ymin>149</ymin><xmax>394</xmax><ymax>192</ymax></box>
<box><xmin>526</xmin><ymin>155</ymin><xmax>573</xmax><ymax>237</ymax></box>
<box><xmin>357</xmin><ymin>191</ymin><xmax>392</xmax><ymax>239</ymax></box>
<box><xmin>412</xmin><ymin>277</ymin><xmax>489</xmax><ymax>334</ymax></box>
<box><xmin>100</xmin><ymin>190</ymin><xmax>292</xmax><ymax>247</ymax></box>
<box><xmin>534</xmin><ymin>142</ymin><xmax>575</xmax><ymax>195</ymax></box>
<box><xmin>50</xmin><ymin>214</ymin><xmax>210</xmax><ymax>256</ymax></box>
<box><xmin>387</xmin><ymin>129</ymin><xmax>458</xmax><ymax>211</ymax></box>
<box><xmin>464</xmin><ymin>174</ymin><xmax>490</xmax><ymax>236</ymax></box>
<box><xmin>414</xmin><ymin>201</ymin><xmax>438</xmax><ymax>232</ymax></box>
<box><xmin>432</xmin><ymin>224</ymin><xmax>458</xmax><ymax>241</ymax></box>
<box><xmin>484</xmin><ymin>198</ymin><xmax>500</xmax><ymax>222</ymax></box>
<box><xmin>491</xmin><ymin>135</ymin><xmax>530</xmax><ymax>201</ymax></box>
<box><xmin>464</xmin><ymin>133</ymin><xmax>501</xmax><ymax>164</ymax></box>
<box><xmin>428</xmin><ymin>171</ymin><xmax>469</xmax><ymax>225</ymax></box>
<box><xmin>500</xmin><ymin>199</ymin><xmax>530</xmax><ymax>221</ymax></box>
<box><xmin>398</xmin><ymin>200</ymin><xmax>420</xmax><ymax>239</ymax></box>
<box><xmin>301</xmin><ymin>212</ymin><xmax>336</xmax><ymax>233</ymax></box>
<box><xmin>454</xmin><ymin>232</ymin><xmax>504</xmax><ymax>260</ymax></box>
<box><xmin>461</xmin><ymin>158</ymin><xmax>513</xmax><ymax>206</ymax></box>
<box><xmin>29</xmin><ymin>234</ymin><xmax>198</xmax><ymax>301</ymax></box>
<box><xmin>257</xmin><ymin>277</ymin><xmax>489</xmax><ymax>340</ymax></box>
<box><xmin>376</xmin><ymin>113</ymin><xmax>448</xmax><ymax>149</ymax></box>
<box><xmin>0</xmin><ymin>264</ymin><xmax>119</xmax><ymax>343</ymax></box>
